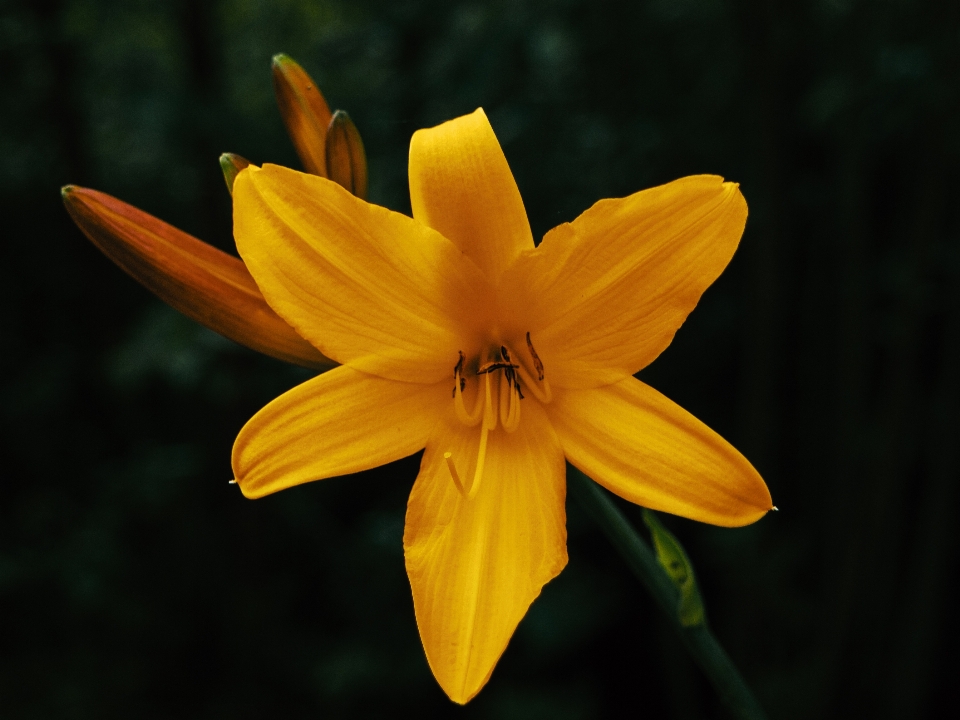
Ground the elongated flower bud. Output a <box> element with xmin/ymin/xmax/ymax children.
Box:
<box><xmin>272</xmin><ymin>53</ymin><xmax>332</xmax><ymax>177</ymax></box>
<box><xmin>325</xmin><ymin>110</ymin><xmax>368</xmax><ymax>200</ymax></box>
<box><xmin>62</xmin><ymin>185</ymin><xmax>334</xmax><ymax>370</ymax></box>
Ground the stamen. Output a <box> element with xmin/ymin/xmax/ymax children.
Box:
<box><xmin>499</xmin><ymin>369</ymin><xmax>511</xmax><ymax>427</ymax></box>
<box><xmin>477</xmin><ymin>360</ymin><xmax>519</xmax><ymax>374</ymax></box>
<box><xmin>454</xmin><ymin>366</ymin><xmax>484</xmax><ymax>426</ymax></box>
<box><xmin>469</xmin><ymin>423</ymin><xmax>490</xmax><ymax>499</ymax></box>
<box><xmin>482</xmin><ymin>370</ymin><xmax>497</xmax><ymax>431</ymax></box>
<box><xmin>503</xmin><ymin>379</ymin><xmax>521</xmax><ymax>432</ymax></box>
<box><xmin>526</xmin><ymin>332</ymin><xmax>544</xmax><ymax>381</ymax></box>
<box><xmin>444</xmin><ymin>452</ymin><xmax>466</xmax><ymax>496</ymax></box>
<box><xmin>452</xmin><ymin>351</ymin><xmax>466</xmax><ymax>398</ymax></box>
<box><xmin>466</xmin><ymin>372</ymin><xmax>499</xmax><ymax>499</ymax></box>
<box><xmin>516</xmin><ymin>363</ymin><xmax>552</xmax><ymax>403</ymax></box>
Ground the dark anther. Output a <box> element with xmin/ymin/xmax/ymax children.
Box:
<box><xmin>526</xmin><ymin>331</ymin><xmax>544</xmax><ymax>381</ymax></box>
<box><xmin>477</xmin><ymin>360</ymin><xmax>520</xmax><ymax>375</ymax></box>
<box><xmin>453</xmin><ymin>351</ymin><xmax>467</xmax><ymax>397</ymax></box>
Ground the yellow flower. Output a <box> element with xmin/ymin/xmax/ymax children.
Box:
<box><xmin>230</xmin><ymin>108</ymin><xmax>773</xmax><ymax>703</ymax></box>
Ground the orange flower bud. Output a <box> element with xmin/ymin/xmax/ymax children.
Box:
<box><xmin>271</xmin><ymin>53</ymin><xmax>332</xmax><ymax>177</ymax></box>
<box><xmin>62</xmin><ymin>185</ymin><xmax>334</xmax><ymax>370</ymax></box>
<box><xmin>325</xmin><ymin>110</ymin><xmax>368</xmax><ymax>200</ymax></box>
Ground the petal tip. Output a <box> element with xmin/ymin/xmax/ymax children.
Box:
<box><xmin>234</xmin><ymin>478</ymin><xmax>262</xmax><ymax>500</ymax></box>
<box><xmin>722</xmin><ymin>486</ymin><xmax>775</xmax><ymax>528</ymax></box>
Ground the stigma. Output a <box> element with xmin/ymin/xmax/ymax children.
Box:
<box><xmin>444</xmin><ymin>334</ymin><xmax>551</xmax><ymax>499</ymax></box>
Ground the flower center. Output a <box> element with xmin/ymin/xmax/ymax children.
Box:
<box><xmin>443</xmin><ymin>332</ymin><xmax>552</xmax><ymax>498</ymax></box>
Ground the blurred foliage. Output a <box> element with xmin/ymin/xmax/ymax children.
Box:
<box><xmin>1</xmin><ymin>0</ymin><xmax>958</xmax><ymax>717</ymax></box>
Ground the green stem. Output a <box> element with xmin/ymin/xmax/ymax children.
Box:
<box><xmin>568</xmin><ymin>469</ymin><xmax>768</xmax><ymax>720</ymax></box>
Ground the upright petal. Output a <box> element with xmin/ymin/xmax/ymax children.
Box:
<box><xmin>62</xmin><ymin>185</ymin><xmax>332</xmax><ymax>370</ymax></box>
<box><xmin>404</xmin><ymin>402</ymin><xmax>567</xmax><ymax>704</ymax></box>
<box><xmin>233</xmin><ymin>164</ymin><xmax>492</xmax><ymax>384</ymax></box>
<box><xmin>550</xmin><ymin>377</ymin><xmax>772</xmax><ymax>527</ymax></box>
<box><xmin>409</xmin><ymin>109</ymin><xmax>534</xmax><ymax>283</ymax></box>
<box><xmin>233</xmin><ymin>366</ymin><xmax>448</xmax><ymax>498</ymax></box>
<box><xmin>499</xmin><ymin>176</ymin><xmax>747</xmax><ymax>388</ymax></box>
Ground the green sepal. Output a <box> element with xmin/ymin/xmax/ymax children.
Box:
<box><xmin>642</xmin><ymin>509</ymin><xmax>706</xmax><ymax>627</ymax></box>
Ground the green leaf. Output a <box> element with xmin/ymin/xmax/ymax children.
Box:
<box><xmin>642</xmin><ymin>509</ymin><xmax>706</xmax><ymax>627</ymax></box>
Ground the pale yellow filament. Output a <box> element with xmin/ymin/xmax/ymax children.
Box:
<box><xmin>443</xmin><ymin>452</ymin><xmax>465</xmax><ymax>495</ymax></box>
<box><xmin>499</xmin><ymin>371</ymin><xmax>521</xmax><ymax>433</ymax></box>
<box><xmin>469</xmin><ymin>372</ymin><xmax>497</xmax><ymax>498</ymax></box>
<box><xmin>446</xmin><ymin>372</ymin><xmax>498</xmax><ymax>499</ymax></box>
<box><xmin>498</xmin><ymin>371</ymin><xmax>510</xmax><ymax>427</ymax></box>
<box><xmin>469</xmin><ymin>424</ymin><xmax>490</xmax><ymax>499</ymax></box>
<box><xmin>481</xmin><ymin>369</ymin><xmax>497</xmax><ymax>431</ymax></box>
<box><xmin>503</xmin><ymin>382</ymin><xmax>521</xmax><ymax>432</ymax></box>
<box><xmin>454</xmin><ymin>369</ymin><xmax>484</xmax><ymax>426</ymax></box>
<box><xmin>515</xmin><ymin>363</ymin><xmax>552</xmax><ymax>404</ymax></box>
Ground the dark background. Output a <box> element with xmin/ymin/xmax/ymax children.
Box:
<box><xmin>2</xmin><ymin>0</ymin><xmax>958</xmax><ymax>717</ymax></box>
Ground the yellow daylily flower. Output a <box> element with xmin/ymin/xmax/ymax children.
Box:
<box><xmin>230</xmin><ymin>108</ymin><xmax>772</xmax><ymax>704</ymax></box>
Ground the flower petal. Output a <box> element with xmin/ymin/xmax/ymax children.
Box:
<box><xmin>404</xmin><ymin>401</ymin><xmax>567</xmax><ymax>704</ymax></box>
<box><xmin>409</xmin><ymin>108</ymin><xmax>534</xmax><ymax>283</ymax></box>
<box><xmin>272</xmin><ymin>54</ymin><xmax>332</xmax><ymax>177</ymax></box>
<box><xmin>62</xmin><ymin>185</ymin><xmax>333</xmax><ymax>370</ymax></box>
<box><xmin>233</xmin><ymin>164</ymin><xmax>492</xmax><ymax>384</ymax></box>
<box><xmin>233</xmin><ymin>366</ymin><xmax>447</xmax><ymax>499</ymax></box>
<box><xmin>551</xmin><ymin>377</ymin><xmax>772</xmax><ymax>527</ymax></box>
<box><xmin>499</xmin><ymin>175</ymin><xmax>747</xmax><ymax>388</ymax></box>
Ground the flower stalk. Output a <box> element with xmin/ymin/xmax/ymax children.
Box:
<box><xmin>567</xmin><ymin>467</ymin><xmax>769</xmax><ymax>720</ymax></box>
